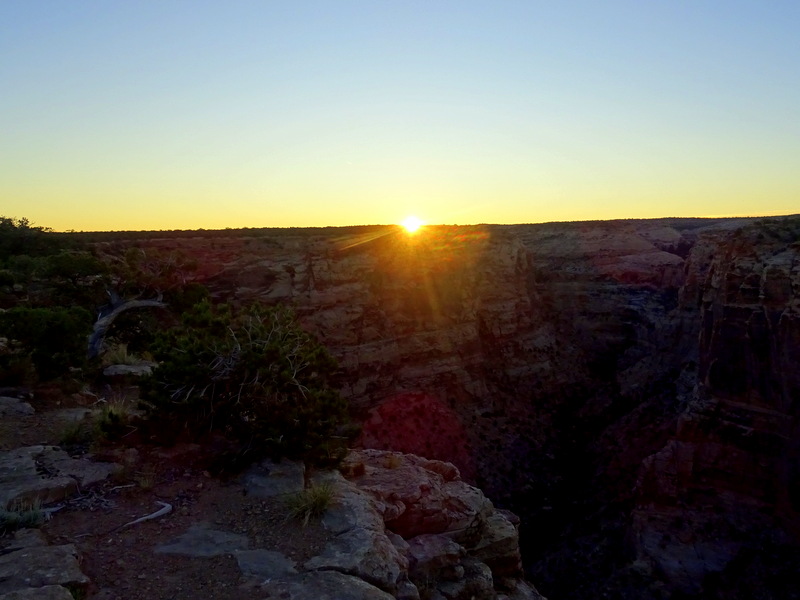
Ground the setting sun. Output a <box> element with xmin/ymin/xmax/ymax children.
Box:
<box><xmin>401</xmin><ymin>216</ymin><xmax>424</xmax><ymax>234</ymax></box>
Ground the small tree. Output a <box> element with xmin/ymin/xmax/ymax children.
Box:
<box><xmin>140</xmin><ymin>300</ymin><xmax>351</xmax><ymax>464</ymax></box>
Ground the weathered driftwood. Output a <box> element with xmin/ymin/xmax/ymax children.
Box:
<box><xmin>87</xmin><ymin>296</ymin><xmax>166</xmax><ymax>358</ymax></box>
<box><xmin>118</xmin><ymin>501</ymin><xmax>172</xmax><ymax>530</ymax></box>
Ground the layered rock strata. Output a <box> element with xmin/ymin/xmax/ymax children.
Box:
<box><xmin>97</xmin><ymin>215</ymin><xmax>800</xmax><ymax>598</ymax></box>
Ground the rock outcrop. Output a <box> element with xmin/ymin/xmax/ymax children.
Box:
<box><xmin>0</xmin><ymin>447</ymin><xmax>126</xmax><ymax>598</ymax></box>
<box><xmin>333</xmin><ymin>449</ymin><xmax>538</xmax><ymax>599</ymax></box>
<box><xmin>154</xmin><ymin>451</ymin><xmax>542</xmax><ymax>599</ymax></box>
<box><xmin>0</xmin><ymin>446</ymin><xmax>122</xmax><ymax>510</ymax></box>
<box><xmin>0</xmin><ymin>529</ymin><xmax>89</xmax><ymax>599</ymax></box>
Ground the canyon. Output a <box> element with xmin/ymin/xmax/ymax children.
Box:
<box><xmin>100</xmin><ymin>215</ymin><xmax>800</xmax><ymax>598</ymax></box>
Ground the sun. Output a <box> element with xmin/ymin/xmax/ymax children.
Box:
<box><xmin>401</xmin><ymin>215</ymin><xmax>424</xmax><ymax>234</ymax></box>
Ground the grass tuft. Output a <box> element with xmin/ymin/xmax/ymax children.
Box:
<box><xmin>134</xmin><ymin>468</ymin><xmax>156</xmax><ymax>490</ymax></box>
<box><xmin>383</xmin><ymin>454</ymin><xmax>404</xmax><ymax>469</ymax></box>
<box><xmin>285</xmin><ymin>482</ymin><xmax>335</xmax><ymax>527</ymax></box>
<box><xmin>94</xmin><ymin>399</ymin><xmax>133</xmax><ymax>441</ymax></box>
<box><xmin>0</xmin><ymin>500</ymin><xmax>44</xmax><ymax>534</ymax></box>
<box><xmin>59</xmin><ymin>421</ymin><xmax>92</xmax><ymax>447</ymax></box>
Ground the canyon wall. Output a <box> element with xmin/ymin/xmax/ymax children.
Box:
<box><xmin>112</xmin><ymin>215</ymin><xmax>800</xmax><ymax>598</ymax></box>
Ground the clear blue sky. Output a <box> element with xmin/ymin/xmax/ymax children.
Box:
<box><xmin>1</xmin><ymin>1</ymin><xmax>798</xmax><ymax>231</ymax></box>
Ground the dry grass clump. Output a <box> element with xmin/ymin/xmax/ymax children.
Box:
<box><xmin>339</xmin><ymin>461</ymin><xmax>366</xmax><ymax>478</ymax></box>
<box><xmin>383</xmin><ymin>453</ymin><xmax>404</xmax><ymax>469</ymax></box>
<box><xmin>94</xmin><ymin>399</ymin><xmax>133</xmax><ymax>441</ymax></box>
<box><xmin>102</xmin><ymin>343</ymin><xmax>135</xmax><ymax>366</ymax></box>
<box><xmin>285</xmin><ymin>482</ymin><xmax>335</xmax><ymax>527</ymax></box>
<box><xmin>0</xmin><ymin>500</ymin><xmax>44</xmax><ymax>534</ymax></box>
<box><xmin>59</xmin><ymin>420</ymin><xmax>92</xmax><ymax>447</ymax></box>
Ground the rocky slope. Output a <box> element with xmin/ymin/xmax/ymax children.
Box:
<box><xmin>1</xmin><ymin>435</ymin><xmax>540</xmax><ymax>599</ymax></box>
<box><xmin>98</xmin><ymin>215</ymin><xmax>800</xmax><ymax>598</ymax></box>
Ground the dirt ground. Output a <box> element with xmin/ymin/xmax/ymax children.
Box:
<box><xmin>1</xmin><ymin>384</ymin><xmax>333</xmax><ymax>600</ymax></box>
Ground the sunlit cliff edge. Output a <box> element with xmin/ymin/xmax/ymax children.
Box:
<box><xmin>83</xmin><ymin>215</ymin><xmax>800</xmax><ymax>599</ymax></box>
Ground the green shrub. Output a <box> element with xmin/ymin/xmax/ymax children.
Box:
<box><xmin>140</xmin><ymin>301</ymin><xmax>351</xmax><ymax>464</ymax></box>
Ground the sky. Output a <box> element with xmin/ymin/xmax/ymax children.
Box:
<box><xmin>1</xmin><ymin>1</ymin><xmax>798</xmax><ymax>232</ymax></box>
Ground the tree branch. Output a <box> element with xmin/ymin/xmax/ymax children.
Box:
<box><xmin>88</xmin><ymin>296</ymin><xmax>167</xmax><ymax>358</ymax></box>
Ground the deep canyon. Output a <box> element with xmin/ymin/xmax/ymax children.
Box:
<box><xmin>99</xmin><ymin>215</ymin><xmax>800</xmax><ymax>599</ymax></box>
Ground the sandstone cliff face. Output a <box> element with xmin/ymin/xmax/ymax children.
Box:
<box><xmin>111</xmin><ymin>215</ymin><xmax>800</xmax><ymax>599</ymax></box>
<box><xmin>628</xmin><ymin>219</ymin><xmax>800</xmax><ymax>597</ymax></box>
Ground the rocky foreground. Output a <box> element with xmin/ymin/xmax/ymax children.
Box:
<box><xmin>0</xmin><ymin>436</ymin><xmax>541</xmax><ymax>600</ymax></box>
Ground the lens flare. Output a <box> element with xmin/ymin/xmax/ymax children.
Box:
<box><xmin>401</xmin><ymin>216</ymin><xmax>424</xmax><ymax>234</ymax></box>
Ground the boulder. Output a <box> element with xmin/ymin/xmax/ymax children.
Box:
<box><xmin>348</xmin><ymin>449</ymin><xmax>494</xmax><ymax>544</ymax></box>
<box><xmin>0</xmin><ymin>543</ymin><xmax>89</xmax><ymax>595</ymax></box>
<box><xmin>497</xmin><ymin>579</ymin><xmax>549</xmax><ymax>600</ymax></box>
<box><xmin>472</xmin><ymin>512</ymin><xmax>523</xmax><ymax>577</ymax></box>
<box><xmin>435</xmin><ymin>557</ymin><xmax>494</xmax><ymax>600</ymax></box>
<box><xmin>256</xmin><ymin>571</ymin><xmax>394</xmax><ymax>600</ymax></box>
<box><xmin>341</xmin><ymin>450</ymin><xmax>536</xmax><ymax>596</ymax></box>
<box><xmin>406</xmin><ymin>533</ymin><xmax>465</xmax><ymax>583</ymax></box>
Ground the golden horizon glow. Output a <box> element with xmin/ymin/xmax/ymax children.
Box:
<box><xmin>2</xmin><ymin>4</ymin><xmax>799</xmax><ymax>231</ymax></box>
<box><xmin>401</xmin><ymin>216</ymin><xmax>424</xmax><ymax>234</ymax></box>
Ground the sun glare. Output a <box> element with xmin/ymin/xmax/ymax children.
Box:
<box><xmin>401</xmin><ymin>216</ymin><xmax>424</xmax><ymax>234</ymax></box>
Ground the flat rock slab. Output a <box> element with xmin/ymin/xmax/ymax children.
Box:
<box><xmin>38</xmin><ymin>448</ymin><xmax>123</xmax><ymax>488</ymax></box>
<box><xmin>0</xmin><ymin>397</ymin><xmax>34</xmax><ymax>416</ymax></box>
<box><xmin>0</xmin><ymin>586</ymin><xmax>75</xmax><ymax>600</ymax></box>
<box><xmin>1</xmin><ymin>529</ymin><xmax>48</xmax><ymax>552</ymax></box>
<box><xmin>155</xmin><ymin>523</ymin><xmax>249</xmax><ymax>557</ymax></box>
<box><xmin>257</xmin><ymin>571</ymin><xmax>394</xmax><ymax>600</ymax></box>
<box><xmin>103</xmin><ymin>363</ymin><xmax>157</xmax><ymax>377</ymax></box>
<box><xmin>0</xmin><ymin>544</ymin><xmax>89</xmax><ymax>595</ymax></box>
<box><xmin>242</xmin><ymin>459</ymin><xmax>305</xmax><ymax>498</ymax></box>
<box><xmin>0</xmin><ymin>447</ymin><xmax>77</xmax><ymax>509</ymax></box>
<box><xmin>235</xmin><ymin>549</ymin><xmax>297</xmax><ymax>579</ymax></box>
<box><xmin>0</xmin><ymin>446</ymin><xmax>121</xmax><ymax>508</ymax></box>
